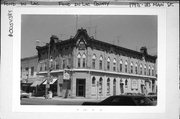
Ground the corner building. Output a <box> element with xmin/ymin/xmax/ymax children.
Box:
<box><xmin>36</xmin><ymin>28</ymin><xmax>157</xmax><ymax>99</ymax></box>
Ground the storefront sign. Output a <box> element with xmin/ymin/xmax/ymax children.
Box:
<box><xmin>63</xmin><ymin>71</ymin><xmax>70</xmax><ymax>80</ymax></box>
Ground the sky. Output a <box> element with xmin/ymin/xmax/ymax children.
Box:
<box><xmin>21</xmin><ymin>15</ymin><xmax>157</xmax><ymax>58</ymax></box>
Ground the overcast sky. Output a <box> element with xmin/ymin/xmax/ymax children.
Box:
<box><xmin>21</xmin><ymin>15</ymin><xmax>157</xmax><ymax>58</ymax></box>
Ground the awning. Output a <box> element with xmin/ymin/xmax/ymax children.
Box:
<box><xmin>43</xmin><ymin>78</ymin><xmax>57</xmax><ymax>85</ymax></box>
<box><xmin>31</xmin><ymin>80</ymin><xmax>44</xmax><ymax>87</ymax></box>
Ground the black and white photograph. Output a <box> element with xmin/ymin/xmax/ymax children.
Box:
<box><xmin>20</xmin><ymin>15</ymin><xmax>157</xmax><ymax>106</ymax></box>
<box><xmin>1</xmin><ymin>1</ymin><xmax>179</xmax><ymax>119</ymax></box>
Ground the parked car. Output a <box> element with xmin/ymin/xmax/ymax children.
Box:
<box><xmin>82</xmin><ymin>95</ymin><xmax>155</xmax><ymax>106</ymax></box>
<box><xmin>146</xmin><ymin>93</ymin><xmax>157</xmax><ymax>101</ymax></box>
<box><xmin>20</xmin><ymin>90</ymin><xmax>30</xmax><ymax>99</ymax></box>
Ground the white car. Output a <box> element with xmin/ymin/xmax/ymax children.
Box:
<box><xmin>21</xmin><ymin>90</ymin><xmax>30</xmax><ymax>99</ymax></box>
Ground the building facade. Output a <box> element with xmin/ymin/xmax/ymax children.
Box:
<box><xmin>21</xmin><ymin>55</ymin><xmax>38</xmax><ymax>83</ymax></box>
<box><xmin>36</xmin><ymin>28</ymin><xmax>157</xmax><ymax>99</ymax></box>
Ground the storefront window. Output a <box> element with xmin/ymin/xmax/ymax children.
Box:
<box><xmin>125</xmin><ymin>79</ymin><xmax>128</xmax><ymax>88</ymax></box>
<box><xmin>107</xmin><ymin>78</ymin><xmax>110</xmax><ymax>94</ymax></box>
<box><xmin>92</xmin><ymin>77</ymin><xmax>96</xmax><ymax>86</ymax></box>
<box><xmin>99</xmin><ymin>78</ymin><xmax>103</xmax><ymax>94</ymax></box>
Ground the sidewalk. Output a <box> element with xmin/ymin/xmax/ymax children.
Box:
<box><xmin>30</xmin><ymin>96</ymin><xmax>102</xmax><ymax>102</ymax></box>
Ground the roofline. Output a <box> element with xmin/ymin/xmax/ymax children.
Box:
<box><xmin>36</xmin><ymin>28</ymin><xmax>157</xmax><ymax>59</ymax></box>
<box><xmin>21</xmin><ymin>55</ymin><xmax>38</xmax><ymax>61</ymax></box>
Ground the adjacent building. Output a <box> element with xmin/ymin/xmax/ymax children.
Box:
<box><xmin>36</xmin><ymin>28</ymin><xmax>157</xmax><ymax>99</ymax></box>
<box><xmin>21</xmin><ymin>55</ymin><xmax>45</xmax><ymax>93</ymax></box>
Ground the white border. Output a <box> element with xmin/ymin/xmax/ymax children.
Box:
<box><xmin>12</xmin><ymin>7</ymin><xmax>166</xmax><ymax>113</ymax></box>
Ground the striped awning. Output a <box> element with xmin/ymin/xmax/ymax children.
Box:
<box><xmin>31</xmin><ymin>80</ymin><xmax>44</xmax><ymax>87</ymax></box>
<box><xmin>43</xmin><ymin>78</ymin><xmax>57</xmax><ymax>85</ymax></box>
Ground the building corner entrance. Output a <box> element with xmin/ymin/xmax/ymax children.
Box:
<box><xmin>76</xmin><ymin>79</ymin><xmax>86</xmax><ymax>97</ymax></box>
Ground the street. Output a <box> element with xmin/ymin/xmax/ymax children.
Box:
<box><xmin>21</xmin><ymin>97</ymin><xmax>100</xmax><ymax>105</ymax></box>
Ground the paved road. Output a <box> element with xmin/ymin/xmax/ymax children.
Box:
<box><xmin>21</xmin><ymin>97</ymin><xmax>100</xmax><ymax>105</ymax></box>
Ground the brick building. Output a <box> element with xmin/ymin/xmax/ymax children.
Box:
<box><xmin>36</xmin><ymin>28</ymin><xmax>157</xmax><ymax>99</ymax></box>
<box><xmin>21</xmin><ymin>55</ymin><xmax>38</xmax><ymax>83</ymax></box>
<box><xmin>21</xmin><ymin>55</ymin><xmax>45</xmax><ymax>93</ymax></box>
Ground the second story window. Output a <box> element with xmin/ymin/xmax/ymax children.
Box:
<box><xmin>99</xmin><ymin>56</ymin><xmax>103</xmax><ymax>70</ymax></box>
<box><xmin>152</xmin><ymin>67</ymin><xmax>154</xmax><ymax>76</ymax></box>
<box><xmin>135</xmin><ymin>63</ymin><xmax>138</xmax><ymax>74</ymax></box>
<box><xmin>130</xmin><ymin>62</ymin><xmax>133</xmax><ymax>73</ymax></box>
<box><xmin>63</xmin><ymin>59</ymin><xmax>66</xmax><ymax>69</ymax></box>
<box><xmin>92</xmin><ymin>54</ymin><xmax>96</xmax><ymax>69</ymax></box>
<box><xmin>45</xmin><ymin>63</ymin><xmax>47</xmax><ymax>71</ymax></box>
<box><xmin>107</xmin><ymin>57</ymin><xmax>110</xmax><ymax>70</ymax></box>
<box><xmin>31</xmin><ymin>67</ymin><xmax>34</xmax><ymax>76</ymax></box>
<box><xmin>113</xmin><ymin>59</ymin><xmax>116</xmax><ymax>71</ymax></box>
<box><xmin>125</xmin><ymin>61</ymin><xmax>128</xmax><ymax>73</ymax></box>
<box><xmin>25</xmin><ymin>67</ymin><xmax>29</xmax><ymax>74</ymax></box>
<box><xmin>144</xmin><ymin>65</ymin><xmax>147</xmax><ymax>75</ymax></box>
<box><xmin>120</xmin><ymin>60</ymin><xmax>123</xmax><ymax>72</ymax></box>
<box><xmin>82</xmin><ymin>54</ymin><xmax>86</xmax><ymax>68</ymax></box>
<box><xmin>149</xmin><ymin>66</ymin><xmax>151</xmax><ymax>76</ymax></box>
<box><xmin>140</xmin><ymin>64</ymin><xmax>142</xmax><ymax>75</ymax></box>
<box><xmin>77</xmin><ymin>53</ymin><xmax>81</xmax><ymax>68</ymax></box>
<box><xmin>40</xmin><ymin>64</ymin><xmax>42</xmax><ymax>71</ymax></box>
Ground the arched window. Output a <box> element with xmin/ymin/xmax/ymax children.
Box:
<box><xmin>82</xmin><ymin>53</ymin><xmax>86</xmax><ymax>68</ymax></box>
<box><xmin>135</xmin><ymin>63</ymin><xmax>138</xmax><ymax>74</ymax></box>
<box><xmin>144</xmin><ymin>65</ymin><xmax>147</xmax><ymax>75</ymax></box>
<box><xmin>140</xmin><ymin>64</ymin><xmax>142</xmax><ymax>75</ymax></box>
<box><xmin>92</xmin><ymin>77</ymin><xmax>96</xmax><ymax>85</ymax></box>
<box><xmin>107</xmin><ymin>57</ymin><xmax>110</xmax><ymax>70</ymax></box>
<box><xmin>92</xmin><ymin>54</ymin><xmax>96</xmax><ymax>69</ymax></box>
<box><xmin>120</xmin><ymin>60</ymin><xmax>123</xmax><ymax>72</ymax></box>
<box><xmin>130</xmin><ymin>62</ymin><xmax>133</xmax><ymax>73</ymax></box>
<box><xmin>125</xmin><ymin>79</ymin><xmax>128</xmax><ymax>88</ymax></box>
<box><xmin>125</xmin><ymin>61</ymin><xmax>128</xmax><ymax>73</ymax></box>
<box><xmin>77</xmin><ymin>53</ymin><xmax>81</xmax><ymax>68</ymax></box>
<box><xmin>152</xmin><ymin>66</ymin><xmax>154</xmax><ymax>76</ymax></box>
<box><xmin>113</xmin><ymin>79</ymin><xmax>116</xmax><ymax>95</ymax></box>
<box><xmin>55</xmin><ymin>60</ymin><xmax>59</xmax><ymax>69</ymax></box>
<box><xmin>107</xmin><ymin>78</ymin><xmax>110</xmax><ymax>94</ymax></box>
<box><xmin>99</xmin><ymin>78</ymin><xmax>103</xmax><ymax>94</ymax></box>
<box><xmin>149</xmin><ymin>66</ymin><xmax>151</xmax><ymax>76</ymax></box>
<box><xmin>113</xmin><ymin>58</ymin><xmax>116</xmax><ymax>71</ymax></box>
<box><xmin>99</xmin><ymin>56</ymin><xmax>103</xmax><ymax>70</ymax></box>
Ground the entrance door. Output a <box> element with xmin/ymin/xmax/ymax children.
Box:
<box><xmin>76</xmin><ymin>79</ymin><xmax>86</xmax><ymax>97</ymax></box>
<box><xmin>141</xmin><ymin>85</ymin><xmax>144</xmax><ymax>94</ymax></box>
<box><xmin>120</xmin><ymin>83</ymin><xmax>124</xmax><ymax>94</ymax></box>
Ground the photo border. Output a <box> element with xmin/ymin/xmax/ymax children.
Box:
<box><xmin>12</xmin><ymin>7</ymin><xmax>166</xmax><ymax>113</ymax></box>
